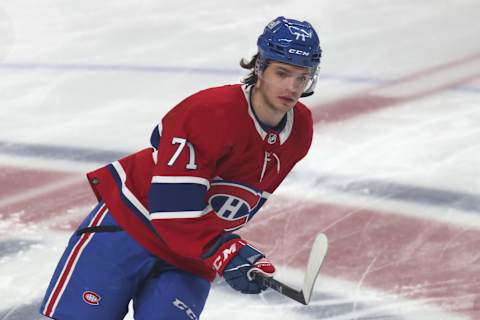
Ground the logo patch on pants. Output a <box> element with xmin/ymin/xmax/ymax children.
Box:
<box><xmin>83</xmin><ymin>291</ymin><xmax>101</xmax><ymax>305</ymax></box>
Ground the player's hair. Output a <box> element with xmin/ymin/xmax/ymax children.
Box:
<box><xmin>240</xmin><ymin>53</ymin><xmax>259</xmax><ymax>86</ymax></box>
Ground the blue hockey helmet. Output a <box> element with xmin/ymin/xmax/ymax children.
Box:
<box><xmin>257</xmin><ymin>16</ymin><xmax>322</xmax><ymax>96</ymax></box>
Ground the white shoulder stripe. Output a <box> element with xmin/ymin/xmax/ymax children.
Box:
<box><xmin>152</xmin><ymin>176</ymin><xmax>210</xmax><ymax>187</ymax></box>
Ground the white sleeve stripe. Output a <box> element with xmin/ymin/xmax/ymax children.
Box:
<box><xmin>150</xmin><ymin>210</ymin><xmax>207</xmax><ymax>219</ymax></box>
<box><xmin>152</xmin><ymin>176</ymin><xmax>210</xmax><ymax>187</ymax></box>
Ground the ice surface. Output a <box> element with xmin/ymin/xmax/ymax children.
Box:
<box><xmin>1</xmin><ymin>0</ymin><xmax>479</xmax><ymax>319</ymax></box>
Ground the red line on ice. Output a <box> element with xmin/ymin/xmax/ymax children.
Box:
<box><xmin>0</xmin><ymin>165</ymin><xmax>72</xmax><ymax>198</ymax></box>
<box><xmin>0</xmin><ymin>165</ymin><xmax>95</xmax><ymax>227</ymax></box>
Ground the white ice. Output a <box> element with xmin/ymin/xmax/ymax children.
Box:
<box><xmin>0</xmin><ymin>0</ymin><xmax>479</xmax><ymax>319</ymax></box>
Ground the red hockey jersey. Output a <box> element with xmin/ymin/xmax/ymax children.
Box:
<box><xmin>86</xmin><ymin>84</ymin><xmax>313</xmax><ymax>281</ymax></box>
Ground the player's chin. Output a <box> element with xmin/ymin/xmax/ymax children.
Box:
<box><xmin>276</xmin><ymin>99</ymin><xmax>296</xmax><ymax>112</ymax></box>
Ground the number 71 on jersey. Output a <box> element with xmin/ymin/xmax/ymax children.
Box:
<box><xmin>167</xmin><ymin>137</ymin><xmax>197</xmax><ymax>169</ymax></box>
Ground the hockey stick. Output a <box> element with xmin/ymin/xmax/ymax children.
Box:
<box><xmin>252</xmin><ymin>233</ymin><xmax>328</xmax><ymax>305</ymax></box>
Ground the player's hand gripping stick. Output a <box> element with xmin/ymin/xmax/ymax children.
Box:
<box><xmin>202</xmin><ymin>234</ymin><xmax>275</xmax><ymax>294</ymax></box>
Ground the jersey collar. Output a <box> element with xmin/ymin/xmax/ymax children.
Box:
<box><xmin>242</xmin><ymin>84</ymin><xmax>294</xmax><ymax>145</ymax></box>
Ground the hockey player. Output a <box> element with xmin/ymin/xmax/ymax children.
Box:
<box><xmin>40</xmin><ymin>16</ymin><xmax>322</xmax><ymax>319</ymax></box>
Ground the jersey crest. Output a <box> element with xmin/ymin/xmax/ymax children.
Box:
<box><xmin>207</xmin><ymin>180</ymin><xmax>269</xmax><ymax>230</ymax></box>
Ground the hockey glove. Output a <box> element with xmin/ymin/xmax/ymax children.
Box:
<box><xmin>202</xmin><ymin>234</ymin><xmax>275</xmax><ymax>294</ymax></box>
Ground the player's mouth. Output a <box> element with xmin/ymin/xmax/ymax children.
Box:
<box><xmin>278</xmin><ymin>96</ymin><xmax>295</xmax><ymax>103</ymax></box>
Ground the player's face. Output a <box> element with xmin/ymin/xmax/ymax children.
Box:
<box><xmin>257</xmin><ymin>61</ymin><xmax>311</xmax><ymax>113</ymax></box>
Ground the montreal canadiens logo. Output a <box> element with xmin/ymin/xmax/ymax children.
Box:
<box><xmin>207</xmin><ymin>181</ymin><xmax>267</xmax><ymax>228</ymax></box>
<box><xmin>210</xmin><ymin>195</ymin><xmax>250</xmax><ymax>221</ymax></box>
<box><xmin>83</xmin><ymin>291</ymin><xmax>101</xmax><ymax>305</ymax></box>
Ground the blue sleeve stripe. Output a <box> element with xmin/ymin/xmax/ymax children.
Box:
<box><xmin>148</xmin><ymin>182</ymin><xmax>208</xmax><ymax>213</ymax></box>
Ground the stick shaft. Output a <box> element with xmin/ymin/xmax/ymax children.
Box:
<box><xmin>252</xmin><ymin>273</ymin><xmax>307</xmax><ymax>305</ymax></box>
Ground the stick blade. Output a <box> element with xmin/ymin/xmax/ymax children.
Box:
<box><xmin>302</xmin><ymin>233</ymin><xmax>328</xmax><ymax>304</ymax></box>
<box><xmin>250</xmin><ymin>233</ymin><xmax>328</xmax><ymax>305</ymax></box>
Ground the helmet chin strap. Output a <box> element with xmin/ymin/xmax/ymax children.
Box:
<box><xmin>301</xmin><ymin>91</ymin><xmax>314</xmax><ymax>98</ymax></box>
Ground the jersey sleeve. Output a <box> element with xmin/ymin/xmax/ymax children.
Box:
<box><xmin>148</xmin><ymin>102</ymin><xmax>229</xmax><ymax>220</ymax></box>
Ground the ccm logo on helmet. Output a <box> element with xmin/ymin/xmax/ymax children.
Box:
<box><xmin>82</xmin><ymin>291</ymin><xmax>101</xmax><ymax>305</ymax></box>
<box><xmin>288</xmin><ymin>48</ymin><xmax>310</xmax><ymax>56</ymax></box>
